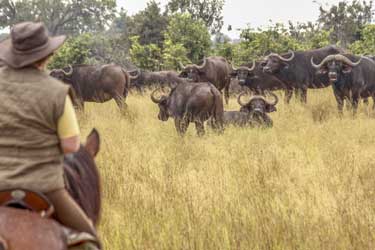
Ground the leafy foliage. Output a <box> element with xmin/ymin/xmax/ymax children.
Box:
<box><xmin>126</xmin><ymin>1</ymin><xmax>168</xmax><ymax>46</ymax></box>
<box><xmin>0</xmin><ymin>0</ymin><xmax>117</xmax><ymax>35</ymax></box>
<box><xmin>317</xmin><ymin>0</ymin><xmax>373</xmax><ymax>47</ymax></box>
<box><xmin>129</xmin><ymin>36</ymin><xmax>162</xmax><ymax>71</ymax></box>
<box><xmin>164</xmin><ymin>13</ymin><xmax>211</xmax><ymax>63</ymax></box>
<box><xmin>2</xmin><ymin>0</ymin><xmax>374</xmax><ymax>71</ymax></box>
<box><xmin>162</xmin><ymin>40</ymin><xmax>190</xmax><ymax>70</ymax></box>
<box><xmin>167</xmin><ymin>0</ymin><xmax>225</xmax><ymax>34</ymax></box>
<box><xmin>48</xmin><ymin>33</ymin><xmax>94</xmax><ymax>69</ymax></box>
<box><xmin>349</xmin><ymin>24</ymin><xmax>375</xmax><ymax>54</ymax></box>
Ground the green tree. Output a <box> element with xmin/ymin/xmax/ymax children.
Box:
<box><xmin>166</xmin><ymin>0</ymin><xmax>225</xmax><ymax>34</ymax></box>
<box><xmin>212</xmin><ymin>33</ymin><xmax>235</xmax><ymax>61</ymax></box>
<box><xmin>0</xmin><ymin>0</ymin><xmax>117</xmax><ymax>35</ymax></box>
<box><xmin>317</xmin><ymin>0</ymin><xmax>373</xmax><ymax>48</ymax></box>
<box><xmin>162</xmin><ymin>40</ymin><xmax>190</xmax><ymax>70</ymax></box>
<box><xmin>288</xmin><ymin>21</ymin><xmax>331</xmax><ymax>49</ymax></box>
<box><xmin>234</xmin><ymin>23</ymin><xmax>302</xmax><ymax>64</ymax></box>
<box><xmin>164</xmin><ymin>13</ymin><xmax>211</xmax><ymax>63</ymax></box>
<box><xmin>48</xmin><ymin>33</ymin><xmax>94</xmax><ymax>69</ymax></box>
<box><xmin>129</xmin><ymin>36</ymin><xmax>162</xmax><ymax>71</ymax></box>
<box><xmin>127</xmin><ymin>0</ymin><xmax>168</xmax><ymax>46</ymax></box>
<box><xmin>349</xmin><ymin>24</ymin><xmax>375</xmax><ymax>54</ymax></box>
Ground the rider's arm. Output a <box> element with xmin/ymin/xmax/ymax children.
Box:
<box><xmin>57</xmin><ymin>95</ymin><xmax>80</xmax><ymax>154</ymax></box>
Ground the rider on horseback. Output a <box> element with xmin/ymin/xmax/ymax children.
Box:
<box><xmin>0</xmin><ymin>22</ymin><xmax>101</xmax><ymax>248</ymax></box>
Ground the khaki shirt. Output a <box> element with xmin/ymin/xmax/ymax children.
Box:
<box><xmin>0</xmin><ymin>66</ymin><xmax>69</xmax><ymax>193</ymax></box>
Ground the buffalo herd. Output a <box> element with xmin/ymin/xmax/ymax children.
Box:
<box><xmin>47</xmin><ymin>46</ymin><xmax>375</xmax><ymax>136</ymax></box>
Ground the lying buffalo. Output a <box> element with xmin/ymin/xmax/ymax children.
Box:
<box><xmin>179</xmin><ymin>56</ymin><xmax>232</xmax><ymax>104</ymax></box>
<box><xmin>50</xmin><ymin>64</ymin><xmax>137</xmax><ymax>111</ymax></box>
<box><xmin>262</xmin><ymin>45</ymin><xmax>344</xmax><ymax>103</ymax></box>
<box><xmin>222</xmin><ymin>91</ymin><xmax>278</xmax><ymax>127</ymax></box>
<box><xmin>231</xmin><ymin>61</ymin><xmax>293</xmax><ymax>101</ymax></box>
<box><xmin>150</xmin><ymin>82</ymin><xmax>224</xmax><ymax>136</ymax></box>
<box><xmin>311</xmin><ymin>54</ymin><xmax>375</xmax><ymax>114</ymax></box>
<box><xmin>129</xmin><ymin>69</ymin><xmax>186</xmax><ymax>93</ymax></box>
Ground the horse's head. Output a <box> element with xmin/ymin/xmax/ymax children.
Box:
<box><xmin>64</xmin><ymin>129</ymin><xmax>101</xmax><ymax>225</ymax></box>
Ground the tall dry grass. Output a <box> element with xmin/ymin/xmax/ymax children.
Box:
<box><xmin>78</xmin><ymin>88</ymin><xmax>375</xmax><ymax>250</ymax></box>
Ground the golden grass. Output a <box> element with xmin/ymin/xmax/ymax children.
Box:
<box><xmin>78</xmin><ymin>89</ymin><xmax>375</xmax><ymax>250</ymax></box>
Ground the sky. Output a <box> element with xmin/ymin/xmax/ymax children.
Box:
<box><xmin>118</xmin><ymin>0</ymin><xmax>343</xmax><ymax>38</ymax></box>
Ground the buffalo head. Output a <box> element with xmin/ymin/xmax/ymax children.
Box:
<box><xmin>238</xmin><ymin>91</ymin><xmax>278</xmax><ymax>114</ymax></box>
<box><xmin>263</xmin><ymin>50</ymin><xmax>295</xmax><ymax>74</ymax></box>
<box><xmin>311</xmin><ymin>54</ymin><xmax>362</xmax><ymax>83</ymax></box>
<box><xmin>231</xmin><ymin>60</ymin><xmax>256</xmax><ymax>86</ymax></box>
<box><xmin>179</xmin><ymin>58</ymin><xmax>207</xmax><ymax>81</ymax></box>
<box><xmin>50</xmin><ymin>65</ymin><xmax>74</xmax><ymax>82</ymax></box>
<box><xmin>150</xmin><ymin>88</ymin><xmax>172</xmax><ymax>121</ymax></box>
<box><xmin>237</xmin><ymin>91</ymin><xmax>278</xmax><ymax>127</ymax></box>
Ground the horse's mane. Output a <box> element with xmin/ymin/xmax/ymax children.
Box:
<box><xmin>63</xmin><ymin>146</ymin><xmax>101</xmax><ymax>225</ymax></box>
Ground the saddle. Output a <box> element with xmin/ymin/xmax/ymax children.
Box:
<box><xmin>0</xmin><ymin>189</ymin><xmax>54</xmax><ymax>218</ymax></box>
<box><xmin>0</xmin><ymin>189</ymin><xmax>99</xmax><ymax>250</ymax></box>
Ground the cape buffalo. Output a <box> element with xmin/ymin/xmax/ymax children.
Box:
<box><xmin>129</xmin><ymin>69</ymin><xmax>186</xmax><ymax>93</ymax></box>
<box><xmin>50</xmin><ymin>64</ymin><xmax>137</xmax><ymax>111</ymax></box>
<box><xmin>222</xmin><ymin>91</ymin><xmax>278</xmax><ymax>127</ymax></box>
<box><xmin>231</xmin><ymin>60</ymin><xmax>295</xmax><ymax>102</ymax></box>
<box><xmin>179</xmin><ymin>56</ymin><xmax>232</xmax><ymax>104</ymax></box>
<box><xmin>311</xmin><ymin>54</ymin><xmax>375</xmax><ymax>114</ymax></box>
<box><xmin>150</xmin><ymin>82</ymin><xmax>224</xmax><ymax>136</ymax></box>
<box><xmin>262</xmin><ymin>45</ymin><xmax>345</xmax><ymax>103</ymax></box>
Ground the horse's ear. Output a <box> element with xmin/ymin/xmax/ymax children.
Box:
<box><xmin>85</xmin><ymin>129</ymin><xmax>100</xmax><ymax>158</ymax></box>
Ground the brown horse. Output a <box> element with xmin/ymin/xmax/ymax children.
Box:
<box><xmin>0</xmin><ymin>129</ymin><xmax>101</xmax><ymax>250</ymax></box>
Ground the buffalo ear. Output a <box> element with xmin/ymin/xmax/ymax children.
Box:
<box><xmin>161</xmin><ymin>98</ymin><xmax>168</xmax><ymax>105</ymax></box>
<box><xmin>230</xmin><ymin>71</ymin><xmax>238</xmax><ymax>77</ymax></box>
<box><xmin>342</xmin><ymin>65</ymin><xmax>352</xmax><ymax>74</ymax></box>
<box><xmin>266</xmin><ymin>104</ymin><xmax>277</xmax><ymax>113</ymax></box>
<box><xmin>282</xmin><ymin>62</ymin><xmax>289</xmax><ymax>69</ymax></box>
<box><xmin>85</xmin><ymin>129</ymin><xmax>100</xmax><ymax>158</ymax></box>
<box><xmin>179</xmin><ymin>72</ymin><xmax>187</xmax><ymax>78</ymax></box>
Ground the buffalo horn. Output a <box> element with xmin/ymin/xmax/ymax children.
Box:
<box><xmin>311</xmin><ymin>55</ymin><xmax>336</xmax><ymax>69</ymax></box>
<box><xmin>232</xmin><ymin>60</ymin><xmax>256</xmax><ymax>72</ymax></box>
<box><xmin>277</xmin><ymin>50</ymin><xmax>295</xmax><ymax>62</ymax></box>
<box><xmin>246</xmin><ymin>60</ymin><xmax>256</xmax><ymax>71</ymax></box>
<box><xmin>266</xmin><ymin>91</ymin><xmax>279</xmax><ymax>106</ymax></box>
<box><xmin>267</xmin><ymin>50</ymin><xmax>295</xmax><ymax>62</ymax></box>
<box><xmin>311</xmin><ymin>54</ymin><xmax>362</xmax><ymax>69</ymax></box>
<box><xmin>334</xmin><ymin>54</ymin><xmax>362</xmax><ymax>67</ymax></box>
<box><xmin>150</xmin><ymin>88</ymin><xmax>163</xmax><ymax>104</ymax></box>
<box><xmin>196</xmin><ymin>57</ymin><xmax>207</xmax><ymax>69</ymax></box>
<box><xmin>231</xmin><ymin>63</ymin><xmax>238</xmax><ymax>71</ymax></box>
<box><xmin>179</xmin><ymin>61</ymin><xmax>186</xmax><ymax>70</ymax></box>
<box><xmin>237</xmin><ymin>92</ymin><xmax>249</xmax><ymax>107</ymax></box>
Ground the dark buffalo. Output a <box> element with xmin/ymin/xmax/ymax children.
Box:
<box><xmin>222</xmin><ymin>91</ymin><xmax>278</xmax><ymax>127</ymax></box>
<box><xmin>262</xmin><ymin>45</ymin><xmax>345</xmax><ymax>103</ymax></box>
<box><xmin>179</xmin><ymin>56</ymin><xmax>232</xmax><ymax>104</ymax></box>
<box><xmin>129</xmin><ymin>69</ymin><xmax>186</xmax><ymax>93</ymax></box>
<box><xmin>50</xmin><ymin>64</ymin><xmax>137</xmax><ymax>111</ymax></box>
<box><xmin>231</xmin><ymin>60</ymin><xmax>296</xmax><ymax>102</ymax></box>
<box><xmin>311</xmin><ymin>54</ymin><xmax>375</xmax><ymax>114</ymax></box>
<box><xmin>150</xmin><ymin>82</ymin><xmax>224</xmax><ymax>136</ymax></box>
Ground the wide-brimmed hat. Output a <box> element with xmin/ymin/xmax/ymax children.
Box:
<box><xmin>0</xmin><ymin>22</ymin><xmax>66</xmax><ymax>69</ymax></box>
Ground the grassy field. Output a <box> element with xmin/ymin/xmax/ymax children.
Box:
<box><xmin>78</xmin><ymin>88</ymin><xmax>375</xmax><ymax>250</ymax></box>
